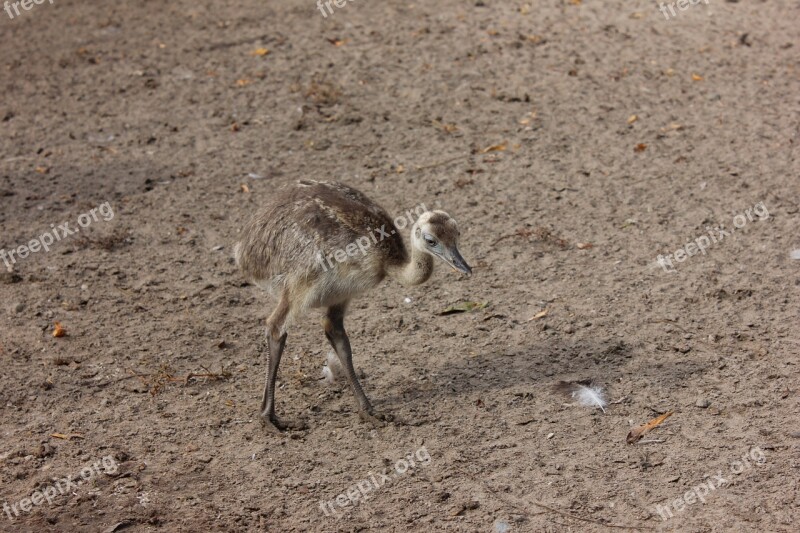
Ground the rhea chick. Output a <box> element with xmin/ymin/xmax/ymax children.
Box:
<box><xmin>235</xmin><ymin>180</ymin><xmax>471</xmax><ymax>432</ymax></box>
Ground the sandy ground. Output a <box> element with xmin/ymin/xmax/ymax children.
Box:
<box><xmin>1</xmin><ymin>0</ymin><xmax>798</xmax><ymax>531</ymax></box>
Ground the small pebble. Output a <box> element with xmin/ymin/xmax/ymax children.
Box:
<box><xmin>696</xmin><ymin>398</ymin><xmax>711</xmax><ymax>408</ymax></box>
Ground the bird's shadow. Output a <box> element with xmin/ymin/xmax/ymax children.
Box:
<box><xmin>375</xmin><ymin>337</ymin><xmax>634</xmax><ymax>407</ymax></box>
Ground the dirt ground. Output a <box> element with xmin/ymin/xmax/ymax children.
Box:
<box><xmin>1</xmin><ymin>0</ymin><xmax>798</xmax><ymax>531</ymax></box>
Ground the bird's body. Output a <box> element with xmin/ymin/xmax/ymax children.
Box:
<box><xmin>235</xmin><ymin>179</ymin><xmax>471</xmax><ymax>431</ymax></box>
<box><xmin>236</xmin><ymin>180</ymin><xmax>417</xmax><ymax>320</ymax></box>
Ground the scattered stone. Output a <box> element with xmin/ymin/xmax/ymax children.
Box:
<box><xmin>696</xmin><ymin>398</ymin><xmax>711</xmax><ymax>408</ymax></box>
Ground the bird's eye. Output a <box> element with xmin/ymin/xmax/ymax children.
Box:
<box><xmin>424</xmin><ymin>236</ymin><xmax>437</xmax><ymax>247</ymax></box>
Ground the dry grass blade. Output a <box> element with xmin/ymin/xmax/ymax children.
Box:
<box><xmin>51</xmin><ymin>433</ymin><xmax>84</xmax><ymax>441</ymax></box>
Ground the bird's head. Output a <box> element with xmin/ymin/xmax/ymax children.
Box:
<box><xmin>412</xmin><ymin>211</ymin><xmax>472</xmax><ymax>276</ymax></box>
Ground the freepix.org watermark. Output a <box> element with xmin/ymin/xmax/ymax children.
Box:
<box><xmin>316</xmin><ymin>0</ymin><xmax>355</xmax><ymax>18</ymax></box>
<box><xmin>658</xmin><ymin>0</ymin><xmax>710</xmax><ymax>21</ymax></box>
<box><xmin>656</xmin><ymin>202</ymin><xmax>769</xmax><ymax>273</ymax></box>
<box><xmin>0</xmin><ymin>201</ymin><xmax>114</xmax><ymax>271</ymax></box>
<box><xmin>3</xmin><ymin>0</ymin><xmax>54</xmax><ymax>20</ymax></box>
<box><xmin>314</xmin><ymin>203</ymin><xmax>426</xmax><ymax>272</ymax></box>
<box><xmin>653</xmin><ymin>447</ymin><xmax>766</xmax><ymax>521</ymax></box>
<box><xmin>318</xmin><ymin>446</ymin><xmax>431</xmax><ymax>518</ymax></box>
<box><xmin>3</xmin><ymin>455</ymin><xmax>118</xmax><ymax>521</ymax></box>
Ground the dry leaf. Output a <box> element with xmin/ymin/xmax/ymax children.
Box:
<box><xmin>35</xmin><ymin>166</ymin><xmax>49</xmax><ymax>174</ymax></box>
<box><xmin>326</xmin><ymin>38</ymin><xmax>349</xmax><ymax>47</ymax></box>
<box><xmin>53</xmin><ymin>322</ymin><xmax>66</xmax><ymax>338</ymax></box>
<box><xmin>235</xmin><ymin>79</ymin><xmax>251</xmax><ymax>87</ymax></box>
<box><xmin>481</xmin><ymin>142</ymin><xmax>507</xmax><ymax>154</ymax></box>
<box><xmin>240</xmin><ymin>184</ymin><xmax>250</xmax><ymax>193</ymax></box>
<box><xmin>576</xmin><ymin>242</ymin><xmax>593</xmax><ymax>249</ymax></box>
<box><xmin>627</xmin><ymin>114</ymin><xmax>638</xmax><ymax>124</ymax></box>
<box><xmin>691</xmin><ymin>73</ymin><xmax>704</xmax><ymax>81</ymax></box>
<box><xmin>528</xmin><ymin>309</ymin><xmax>549</xmax><ymax>321</ymax></box>
<box><xmin>250</xmin><ymin>48</ymin><xmax>269</xmax><ymax>56</ymax></box>
<box><xmin>634</xmin><ymin>143</ymin><xmax>648</xmax><ymax>153</ymax></box>
<box><xmin>396</xmin><ymin>164</ymin><xmax>405</xmax><ymax>174</ymax></box>
<box><xmin>525</xmin><ymin>35</ymin><xmax>544</xmax><ymax>44</ymax></box>
<box><xmin>626</xmin><ymin>411</ymin><xmax>674</xmax><ymax>444</ymax></box>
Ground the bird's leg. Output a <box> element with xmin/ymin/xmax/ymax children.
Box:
<box><xmin>324</xmin><ymin>303</ymin><xmax>393</xmax><ymax>427</ymax></box>
<box><xmin>259</xmin><ymin>295</ymin><xmax>306</xmax><ymax>433</ymax></box>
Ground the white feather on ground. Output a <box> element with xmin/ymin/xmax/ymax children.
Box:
<box><xmin>555</xmin><ymin>381</ymin><xmax>608</xmax><ymax>413</ymax></box>
<box><xmin>321</xmin><ymin>350</ymin><xmax>344</xmax><ymax>384</ymax></box>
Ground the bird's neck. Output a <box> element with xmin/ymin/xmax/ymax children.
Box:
<box><xmin>388</xmin><ymin>235</ymin><xmax>434</xmax><ymax>287</ymax></box>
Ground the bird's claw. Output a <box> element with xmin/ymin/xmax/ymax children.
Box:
<box><xmin>358</xmin><ymin>409</ymin><xmax>395</xmax><ymax>428</ymax></box>
<box><xmin>260</xmin><ymin>413</ymin><xmax>308</xmax><ymax>433</ymax></box>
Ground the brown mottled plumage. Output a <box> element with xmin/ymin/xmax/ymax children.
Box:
<box><xmin>235</xmin><ymin>180</ymin><xmax>471</xmax><ymax>431</ymax></box>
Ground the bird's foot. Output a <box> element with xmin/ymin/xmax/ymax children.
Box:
<box><xmin>358</xmin><ymin>409</ymin><xmax>395</xmax><ymax>428</ymax></box>
<box><xmin>260</xmin><ymin>412</ymin><xmax>307</xmax><ymax>433</ymax></box>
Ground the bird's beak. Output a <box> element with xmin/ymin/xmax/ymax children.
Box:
<box><xmin>447</xmin><ymin>247</ymin><xmax>472</xmax><ymax>276</ymax></box>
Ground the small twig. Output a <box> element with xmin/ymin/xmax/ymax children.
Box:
<box><xmin>414</xmin><ymin>153</ymin><xmax>470</xmax><ymax>172</ymax></box>
<box><xmin>492</xmin><ymin>228</ymin><xmax>534</xmax><ymax>246</ymax></box>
